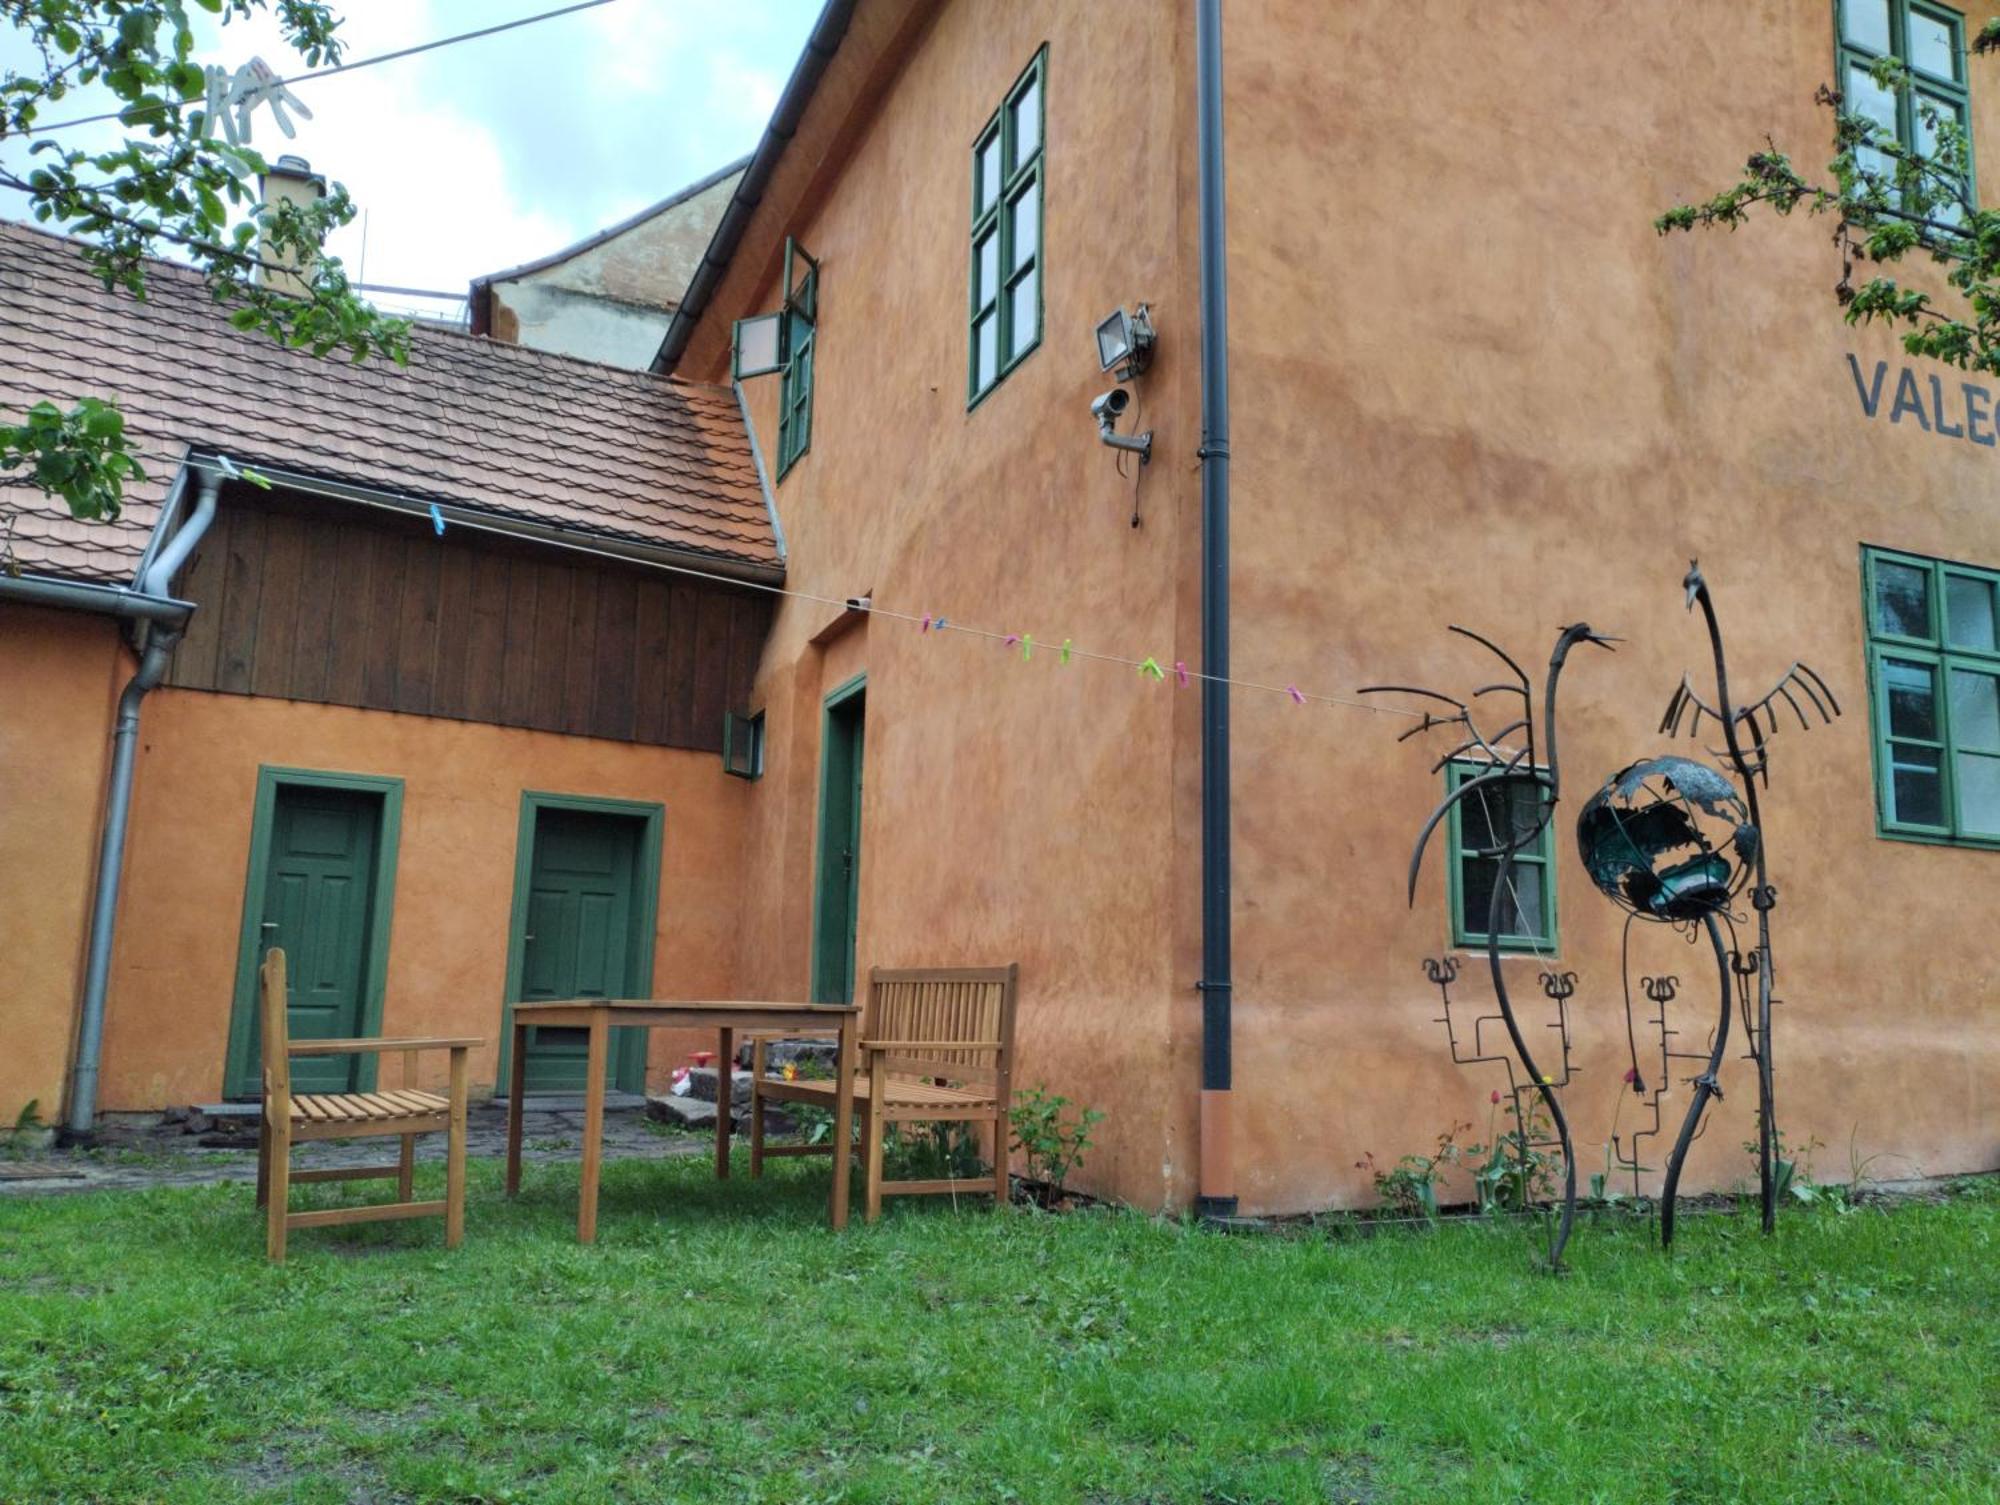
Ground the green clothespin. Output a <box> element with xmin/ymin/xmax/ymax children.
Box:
<box><xmin>1139</xmin><ymin>656</ymin><xmax>1166</xmax><ymax>682</ymax></box>
<box><xmin>1060</xmin><ymin>638</ymin><xmax>1073</xmax><ymax>665</ymax></box>
<box><xmin>1020</xmin><ymin>633</ymin><xmax>1033</xmax><ymax>662</ymax></box>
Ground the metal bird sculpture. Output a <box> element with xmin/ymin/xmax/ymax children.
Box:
<box><xmin>1363</xmin><ymin>621</ymin><xmax>1615</xmax><ymax>1271</ymax></box>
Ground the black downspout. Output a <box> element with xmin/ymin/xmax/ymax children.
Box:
<box><xmin>1194</xmin><ymin>0</ymin><xmax>1237</xmax><ymax>1220</ymax></box>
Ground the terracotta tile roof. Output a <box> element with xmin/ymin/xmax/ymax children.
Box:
<box><xmin>0</xmin><ymin>218</ymin><xmax>778</xmax><ymax>584</ymax></box>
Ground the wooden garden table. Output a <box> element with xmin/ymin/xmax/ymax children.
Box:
<box><xmin>502</xmin><ymin>999</ymin><xmax>860</xmax><ymax>1241</ymax></box>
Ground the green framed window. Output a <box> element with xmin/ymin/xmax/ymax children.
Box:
<box><xmin>1863</xmin><ymin>545</ymin><xmax>2000</xmax><ymax>844</ymax></box>
<box><xmin>968</xmin><ymin>47</ymin><xmax>1045</xmax><ymax>405</ymax></box>
<box><xmin>1446</xmin><ymin>760</ymin><xmax>1557</xmax><ymax>952</ymax></box>
<box><xmin>1837</xmin><ymin>0</ymin><xmax>1974</xmax><ymax>212</ymax></box>
<box><xmin>777</xmin><ymin>238</ymin><xmax>818</xmax><ymax>478</ymax></box>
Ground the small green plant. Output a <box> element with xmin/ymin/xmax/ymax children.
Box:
<box><xmin>1009</xmin><ymin>1086</ymin><xmax>1104</xmax><ymax>1202</ymax></box>
<box><xmin>1357</xmin><ymin>1121</ymin><xmax>1473</xmax><ymax>1221</ymax></box>
<box><xmin>884</xmin><ymin>1122</ymin><xmax>987</xmax><ymax>1182</ymax></box>
<box><xmin>1469</xmin><ymin>1093</ymin><xmax>1562</xmax><ymax>1214</ymax></box>
<box><xmin>1746</xmin><ymin>1118</ymin><xmax>1828</xmax><ymax>1206</ymax></box>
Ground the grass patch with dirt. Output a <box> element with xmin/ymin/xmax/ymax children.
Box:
<box><xmin>0</xmin><ymin>1156</ymin><xmax>1993</xmax><ymax>1503</ymax></box>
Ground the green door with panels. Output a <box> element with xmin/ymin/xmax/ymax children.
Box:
<box><xmin>813</xmin><ymin>679</ymin><xmax>865</xmax><ymax>1005</ymax></box>
<box><xmin>255</xmin><ymin>785</ymin><xmax>382</xmax><ymax>1094</ymax></box>
<box><xmin>515</xmin><ymin>807</ymin><xmax>647</xmax><ymax>1092</ymax></box>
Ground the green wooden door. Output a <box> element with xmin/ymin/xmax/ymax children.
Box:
<box><xmin>517</xmin><ymin>808</ymin><xmax>644</xmax><ymax>1091</ymax></box>
<box><xmin>813</xmin><ymin>684</ymin><xmax>865</xmax><ymax>1005</ymax></box>
<box><xmin>257</xmin><ymin>785</ymin><xmax>382</xmax><ymax>1093</ymax></box>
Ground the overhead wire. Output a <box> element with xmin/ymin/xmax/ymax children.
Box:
<box><xmin>15</xmin><ymin>0</ymin><xmax>627</xmax><ymax>136</ymax></box>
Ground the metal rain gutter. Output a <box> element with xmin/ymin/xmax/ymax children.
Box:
<box><xmin>650</xmin><ymin>0</ymin><xmax>859</xmax><ymax>376</ymax></box>
<box><xmin>1194</xmin><ymin>0</ymin><xmax>1238</xmax><ymax>1221</ymax></box>
<box><xmin>65</xmin><ymin>463</ymin><xmax>221</xmax><ymax>1135</ymax></box>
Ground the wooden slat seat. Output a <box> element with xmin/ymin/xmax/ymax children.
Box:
<box><xmin>749</xmin><ymin>965</ymin><xmax>1019</xmax><ymax>1220</ymax></box>
<box><xmin>289</xmin><ymin>1089</ymin><xmax>450</xmax><ymax>1129</ymax></box>
<box><xmin>256</xmin><ymin>948</ymin><xmax>479</xmax><ymax>1262</ymax></box>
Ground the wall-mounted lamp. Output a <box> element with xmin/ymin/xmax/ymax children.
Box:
<box><xmin>1094</xmin><ymin>303</ymin><xmax>1155</xmax><ymax>381</ymax></box>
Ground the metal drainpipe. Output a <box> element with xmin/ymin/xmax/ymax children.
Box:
<box><xmin>1194</xmin><ymin>0</ymin><xmax>1237</xmax><ymax>1220</ymax></box>
<box><xmin>65</xmin><ymin>469</ymin><xmax>220</xmax><ymax>1136</ymax></box>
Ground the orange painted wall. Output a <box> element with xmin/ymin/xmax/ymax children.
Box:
<box><xmin>0</xmin><ymin>605</ymin><xmax>123</xmax><ymax>1124</ymax></box>
<box><xmin>697</xmin><ymin>1</ymin><xmax>1207</xmax><ymax>1208</ymax></box>
<box><xmin>1218</xmin><ymin>1</ymin><xmax>2000</xmax><ymax>1210</ymax></box>
<box><xmin>685</xmin><ymin>0</ymin><xmax>2000</xmax><ymax>1213</ymax></box>
<box><xmin>93</xmin><ymin>687</ymin><xmax>752</xmax><ymax>1106</ymax></box>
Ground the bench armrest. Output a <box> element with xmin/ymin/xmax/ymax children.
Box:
<box><xmin>287</xmin><ymin>1037</ymin><xmax>482</xmax><ymax>1057</ymax></box>
<box><xmin>860</xmin><ymin>1038</ymin><xmax>1002</xmax><ymax>1053</ymax></box>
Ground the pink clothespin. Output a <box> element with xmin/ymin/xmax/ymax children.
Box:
<box><xmin>1174</xmin><ymin>660</ymin><xmax>1190</xmax><ymax>688</ymax></box>
<box><xmin>1287</xmin><ymin>685</ymin><xmax>1306</xmax><ymax>706</ymax></box>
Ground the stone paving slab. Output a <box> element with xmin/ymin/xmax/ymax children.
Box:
<box><xmin>0</xmin><ymin>1104</ymin><xmax>707</xmax><ymax>1196</ymax></box>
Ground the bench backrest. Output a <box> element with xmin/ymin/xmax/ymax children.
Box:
<box><xmin>866</xmin><ymin>964</ymin><xmax>1019</xmax><ymax>1098</ymax></box>
<box><xmin>259</xmin><ymin>946</ymin><xmax>291</xmax><ymax>1097</ymax></box>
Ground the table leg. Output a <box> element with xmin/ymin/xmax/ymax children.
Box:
<box><xmin>579</xmin><ymin>1009</ymin><xmax>608</xmax><ymax>1244</ymax></box>
<box><xmin>830</xmin><ymin>1015</ymin><xmax>855</xmax><ymax>1230</ymax></box>
<box><xmin>504</xmin><ymin>1014</ymin><xmax>527</xmax><ymax>1197</ymax></box>
<box><xmin>715</xmin><ymin>1027</ymin><xmax>734</xmax><ymax>1180</ymax></box>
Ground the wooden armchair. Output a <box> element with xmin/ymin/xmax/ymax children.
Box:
<box><xmin>256</xmin><ymin>948</ymin><xmax>480</xmax><ymax>1262</ymax></box>
<box><xmin>749</xmin><ymin>965</ymin><xmax>1019</xmax><ymax>1221</ymax></box>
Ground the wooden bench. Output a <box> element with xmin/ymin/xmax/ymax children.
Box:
<box><xmin>748</xmin><ymin>965</ymin><xmax>1018</xmax><ymax>1221</ymax></box>
<box><xmin>256</xmin><ymin>948</ymin><xmax>480</xmax><ymax>1262</ymax></box>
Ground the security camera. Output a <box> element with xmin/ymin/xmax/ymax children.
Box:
<box><xmin>1091</xmin><ymin>385</ymin><xmax>1151</xmax><ymax>465</ymax></box>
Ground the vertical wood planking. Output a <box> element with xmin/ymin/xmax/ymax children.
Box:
<box><xmin>527</xmin><ymin>561</ymin><xmax>573</xmax><ymax>733</ymax></box>
<box><xmin>288</xmin><ymin>515</ymin><xmax>342</xmax><ymax>702</ymax></box>
<box><xmin>690</xmin><ymin>590</ymin><xmax>733</xmax><ymax>751</ymax></box>
<box><xmin>661</xmin><ymin>581</ymin><xmax>699</xmax><ymax>745</ymax></box>
<box><xmin>562</xmin><ymin>568</ymin><xmax>600</xmax><ymax>737</ymax></box>
<box><xmin>323</xmin><ymin>518</ymin><xmax>375</xmax><ymax>706</ymax></box>
<box><xmin>499</xmin><ymin>554</ymin><xmax>540</xmax><ymax>725</ymax></box>
<box><xmin>460</xmin><ymin>550</ymin><xmax>508</xmax><ymax>723</ymax></box>
<box><xmin>590</xmin><ymin>572</ymin><xmax>638</xmax><ymax>741</ymax></box>
<box><xmin>394</xmin><ymin>534</ymin><xmax>442</xmax><ymax>715</ymax></box>
<box><xmin>362</xmin><ymin>529</ymin><xmax>406</xmax><ymax>707</ymax></box>
<box><xmin>430</xmin><ymin>546</ymin><xmax>475</xmax><ymax>719</ymax></box>
<box><xmin>632</xmin><ymin>578</ymin><xmax>672</xmax><ymax>744</ymax></box>
<box><xmin>215</xmin><ymin>504</ymin><xmax>267</xmax><ymax>694</ymax></box>
<box><xmin>156</xmin><ymin>497</ymin><xmax>769</xmax><ymax>752</ymax></box>
<box><xmin>167</xmin><ymin>528</ymin><xmax>224</xmax><ymax>688</ymax></box>
<box><xmin>249</xmin><ymin>511</ymin><xmax>304</xmax><ymax>698</ymax></box>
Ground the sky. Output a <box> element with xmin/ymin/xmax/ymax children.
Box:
<box><xmin>0</xmin><ymin>0</ymin><xmax>818</xmax><ymax>319</ymax></box>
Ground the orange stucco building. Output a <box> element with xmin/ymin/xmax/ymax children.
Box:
<box><xmin>4</xmin><ymin>0</ymin><xmax>1996</xmax><ymax>1214</ymax></box>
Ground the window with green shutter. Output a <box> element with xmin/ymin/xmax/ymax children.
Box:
<box><xmin>1863</xmin><ymin>545</ymin><xmax>2000</xmax><ymax>845</ymax></box>
<box><xmin>1446</xmin><ymin>760</ymin><xmax>1558</xmax><ymax>952</ymax></box>
<box><xmin>777</xmin><ymin>238</ymin><xmax>818</xmax><ymax>478</ymax></box>
<box><xmin>968</xmin><ymin>47</ymin><xmax>1045</xmax><ymax>406</ymax></box>
<box><xmin>1836</xmin><ymin>0</ymin><xmax>1974</xmax><ymax>214</ymax></box>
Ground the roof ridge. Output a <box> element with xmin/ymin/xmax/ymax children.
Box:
<box><xmin>0</xmin><ymin>216</ymin><xmax>734</xmax><ymax>396</ymax></box>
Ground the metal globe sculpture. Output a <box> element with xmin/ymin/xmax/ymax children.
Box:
<box><xmin>1576</xmin><ymin>755</ymin><xmax>1757</xmax><ymax>923</ymax></box>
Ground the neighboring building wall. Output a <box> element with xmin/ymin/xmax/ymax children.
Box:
<box><xmin>686</xmin><ymin>1</ymin><xmax>1207</xmax><ymax>1208</ymax></box>
<box><xmin>1220</xmin><ymin>0</ymin><xmax>2000</xmax><ymax>1211</ymax></box>
<box><xmin>485</xmin><ymin>169</ymin><xmax>743</xmax><ymax>368</ymax></box>
<box><xmin>93</xmin><ymin>687</ymin><xmax>755</xmax><ymax>1107</ymax></box>
<box><xmin>0</xmin><ymin>606</ymin><xmax>124</xmax><ymax>1124</ymax></box>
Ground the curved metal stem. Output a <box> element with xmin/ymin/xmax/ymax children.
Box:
<box><xmin>1692</xmin><ymin>578</ymin><xmax>1778</xmax><ymax>1235</ymax></box>
<box><xmin>1487</xmin><ymin>847</ymin><xmax>1576</xmax><ymax>1272</ymax></box>
<box><xmin>1661</xmin><ymin>912</ymin><xmax>1732</xmax><ymax>1250</ymax></box>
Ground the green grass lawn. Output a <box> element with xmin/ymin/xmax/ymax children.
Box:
<box><xmin>0</xmin><ymin>1158</ymin><xmax>1993</xmax><ymax>1504</ymax></box>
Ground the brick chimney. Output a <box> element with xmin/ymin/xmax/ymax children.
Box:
<box><xmin>256</xmin><ymin>153</ymin><xmax>326</xmax><ymax>296</ymax></box>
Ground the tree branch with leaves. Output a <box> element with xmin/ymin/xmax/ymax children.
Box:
<box><xmin>1658</xmin><ymin>20</ymin><xmax>2000</xmax><ymax>376</ymax></box>
<box><xmin>0</xmin><ymin>0</ymin><xmax>406</xmax><ymax>522</ymax></box>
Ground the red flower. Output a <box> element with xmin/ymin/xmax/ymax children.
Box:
<box><xmin>1623</xmin><ymin>1068</ymin><xmax>1639</xmax><ymax>1085</ymax></box>
<box><xmin>1490</xmin><ymin>1090</ymin><xmax>1503</xmax><ymax>1105</ymax></box>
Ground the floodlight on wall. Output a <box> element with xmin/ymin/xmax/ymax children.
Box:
<box><xmin>731</xmin><ymin>312</ymin><xmax>786</xmax><ymax>380</ymax></box>
<box><xmin>1094</xmin><ymin>303</ymin><xmax>1155</xmax><ymax>381</ymax></box>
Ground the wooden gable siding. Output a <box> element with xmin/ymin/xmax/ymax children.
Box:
<box><xmin>168</xmin><ymin>493</ymin><xmax>770</xmax><ymax>751</ymax></box>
